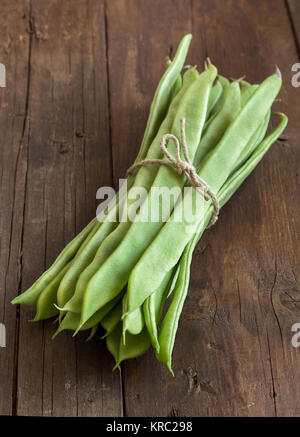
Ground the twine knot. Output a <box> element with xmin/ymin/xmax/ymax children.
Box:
<box><xmin>127</xmin><ymin>117</ymin><xmax>219</xmax><ymax>227</ymax></box>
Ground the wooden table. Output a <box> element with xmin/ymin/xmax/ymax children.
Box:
<box><xmin>1</xmin><ymin>0</ymin><xmax>300</xmax><ymax>417</ymax></box>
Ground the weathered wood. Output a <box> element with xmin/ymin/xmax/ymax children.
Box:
<box><xmin>1</xmin><ymin>0</ymin><xmax>300</xmax><ymax>418</ymax></box>
<box><xmin>104</xmin><ymin>0</ymin><xmax>192</xmax><ymax>416</ymax></box>
<box><xmin>0</xmin><ymin>0</ymin><xmax>30</xmax><ymax>415</ymax></box>
<box><xmin>287</xmin><ymin>0</ymin><xmax>300</xmax><ymax>52</ymax></box>
<box><xmin>105</xmin><ymin>0</ymin><xmax>194</xmax><ymax>183</ymax></box>
<box><xmin>15</xmin><ymin>0</ymin><xmax>121</xmax><ymax>416</ymax></box>
<box><xmin>115</xmin><ymin>0</ymin><xmax>300</xmax><ymax>417</ymax></box>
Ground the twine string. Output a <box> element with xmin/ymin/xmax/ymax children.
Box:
<box><xmin>126</xmin><ymin>117</ymin><xmax>219</xmax><ymax>227</ymax></box>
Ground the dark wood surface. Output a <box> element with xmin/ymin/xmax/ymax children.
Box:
<box><xmin>0</xmin><ymin>0</ymin><xmax>299</xmax><ymax>417</ymax></box>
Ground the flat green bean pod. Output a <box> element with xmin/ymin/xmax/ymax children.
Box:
<box><xmin>232</xmin><ymin>109</ymin><xmax>270</xmax><ymax>174</ymax></box>
<box><xmin>157</xmin><ymin>113</ymin><xmax>288</xmax><ymax>373</ymax></box>
<box><xmin>101</xmin><ymin>300</ymin><xmax>123</xmax><ymax>338</ymax></box>
<box><xmin>122</xmin><ymin>293</ymin><xmax>144</xmax><ymax>339</ymax></box>
<box><xmin>135</xmin><ymin>34</ymin><xmax>192</xmax><ymax>163</ymax></box>
<box><xmin>171</xmin><ymin>73</ymin><xmax>183</xmax><ymax>99</ymax></box>
<box><xmin>206</xmin><ymin>79</ymin><xmax>223</xmax><ymax>117</ymax></box>
<box><xmin>116</xmin><ymin>328</ymin><xmax>151</xmax><ymax>369</ymax></box>
<box><xmin>56</xmin><ymin>220</ymin><xmax>104</xmax><ymax>308</ymax></box>
<box><xmin>80</xmin><ymin>65</ymin><xmax>218</xmax><ymax>327</ymax></box>
<box><xmin>126</xmin><ymin>70</ymin><xmax>282</xmax><ymax>313</ymax></box>
<box><xmin>193</xmin><ymin>81</ymin><xmax>241</xmax><ymax>166</ymax></box>
<box><xmin>11</xmin><ymin>218</ymin><xmax>97</xmax><ymax>306</ymax></box>
<box><xmin>143</xmin><ymin>266</ymin><xmax>176</xmax><ymax>352</ymax></box>
<box><xmin>86</xmin><ymin>324</ymin><xmax>98</xmax><ymax>341</ymax></box>
<box><xmin>53</xmin><ymin>293</ymin><xmax>122</xmax><ymax>338</ymax></box>
<box><xmin>32</xmin><ymin>261</ymin><xmax>72</xmax><ymax>321</ymax></box>
<box><xmin>11</xmin><ymin>32</ymin><xmax>289</xmax><ymax>375</ymax></box>
<box><xmin>106</xmin><ymin>324</ymin><xmax>122</xmax><ymax>371</ymax></box>
<box><xmin>240</xmin><ymin>83</ymin><xmax>259</xmax><ymax>106</ymax></box>
<box><xmin>208</xmin><ymin>75</ymin><xmax>230</xmax><ymax>116</ymax></box>
<box><xmin>13</xmin><ymin>35</ymin><xmax>193</xmax><ymax>312</ymax></box>
<box><xmin>106</xmin><ymin>323</ymin><xmax>151</xmax><ymax>371</ymax></box>
<box><xmin>61</xmin><ymin>69</ymin><xmax>200</xmax><ymax>316</ymax></box>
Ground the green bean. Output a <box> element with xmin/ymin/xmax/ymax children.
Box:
<box><xmin>56</xmin><ymin>220</ymin><xmax>103</xmax><ymax>308</ymax></box>
<box><xmin>206</xmin><ymin>79</ymin><xmax>222</xmax><ymax>117</ymax></box>
<box><xmin>11</xmin><ymin>31</ymin><xmax>288</xmax><ymax>374</ymax></box>
<box><xmin>240</xmin><ymin>80</ymin><xmax>251</xmax><ymax>92</ymax></box>
<box><xmin>101</xmin><ymin>300</ymin><xmax>123</xmax><ymax>338</ymax></box>
<box><xmin>79</xmin><ymin>65</ymin><xmax>217</xmax><ymax>328</ymax></box>
<box><xmin>126</xmin><ymin>70</ymin><xmax>282</xmax><ymax>313</ymax></box>
<box><xmin>13</xmin><ymin>35</ymin><xmax>192</xmax><ymax>311</ymax></box>
<box><xmin>52</xmin><ymin>293</ymin><xmax>122</xmax><ymax>338</ymax></box>
<box><xmin>55</xmin><ymin>219</ymin><xmax>109</xmax><ymax>323</ymax></box>
<box><xmin>86</xmin><ymin>324</ymin><xmax>98</xmax><ymax>341</ymax></box>
<box><xmin>201</xmin><ymin>75</ymin><xmax>230</xmax><ymax>132</ymax></box>
<box><xmin>232</xmin><ymin>110</ymin><xmax>270</xmax><ymax>174</ymax></box>
<box><xmin>143</xmin><ymin>266</ymin><xmax>176</xmax><ymax>352</ymax></box>
<box><xmin>106</xmin><ymin>324</ymin><xmax>122</xmax><ymax>371</ymax></box>
<box><xmin>11</xmin><ymin>218</ymin><xmax>97</xmax><ymax>306</ymax></box>
<box><xmin>106</xmin><ymin>323</ymin><xmax>151</xmax><ymax>371</ymax></box>
<box><xmin>143</xmin><ymin>263</ymin><xmax>180</xmax><ymax>352</ymax></box>
<box><xmin>61</xmin><ymin>69</ymin><xmax>200</xmax><ymax>316</ymax></box>
<box><xmin>56</xmin><ymin>220</ymin><xmax>119</xmax><ymax>313</ymax></box>
<box><xmin>69</xmin><ymin>63</ymin><xmax>190</xmax><ymax>312</ymax></box>
<box><xmin>135</xmin><ymin>34</ymin><xmax>192</xmax><ymax>163</ymax></box>
<box><xmin>171</xmin><ymin>73</ymin><xmax>183</xmax><ymax>99</ymax></box>
<box><xmin>122</xmin><ymin>293</ymin><xmax>144</xmax><ymax>338</ymax></box>
<box><xmin>60</xmin><ymin>70</ymin><xmax>199</xmax><ymax>315</ymax></box>
<box><xmin>157</xmin><ymin>113</ymin><xmax>288</xmax><ymax>372</ymax></box>
<box><xmin>31</xmin><ymin>261</ymin><xmax>71</xmax><ymax>321</ymax></box>
<box><xmin>193</xmin><ymin>81</ymin><xmax>241</xmax><ymax>166</ymax></box>
<box><xmin>218</xmin><ymin>75</ymin><xmax>230</xmax><ymax>90</ymax></box>
<box><xmin>103</xmin><ymin>270</ymin><xmax>177</xmax><ymax>341</ymax></box>
<box><xmin>209</xmin><ymin>75</ymin><xmax>230</xmax><ymax>116</ymax></box>
<box><xmin>116</xmin><ymin>328</ymin><xmax>151</xmax><ymax>369</ymax></box>
<box><xmin>240</xmin><ymin>83</ymin><xmax>259</xmax><ymax>106</ymax></box>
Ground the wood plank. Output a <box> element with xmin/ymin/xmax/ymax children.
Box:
<box><xmin>104</xmin><ymin>0</ymin><xmax>191</xmax><ymax>415</ymax></box>
<box><xmin>113</xmin><ymin>0</ymin><xmax>300</xmax><ymax>416</ymax></box>
<box><xmin>105</xmin><ymin>0</ymin><xmax>194</xmax><ymax>183</ymax></box>
<box><xmin>2</xmin><ymin>0</ymin><xmax>299</xmax><ymax>418</ymax></box>
<box><xmin>16</xmin><ymin>0</ymin><xmax>122</xmax><ymax>416</ymax></box>
<box><xmin>287</xmin><ymin>0</ymin><xmax>300</xmax><ymax>52</ymax></box>
<box><xmin>0</xmin><ymin>0</ymin><xmax>30</xmax><ymax>415</ymax></box>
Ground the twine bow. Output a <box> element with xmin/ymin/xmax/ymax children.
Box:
<box><xmin>127</xmin><ymin>117</ymin><xmax>219</xmax><ymax>227</ymax></box>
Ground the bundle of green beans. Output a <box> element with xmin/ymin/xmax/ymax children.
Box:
<box><xmin>12</xmin><ymin>34</ymin><xmax>287</xmax><ymax>374</ymax></box>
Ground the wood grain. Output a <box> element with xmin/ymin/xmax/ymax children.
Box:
<box><xmin>105</xmin><ymin>0</ymin><xmax>194</xmax><ymax>183</ymax></box>
<box><xmin>0</xmin><ymin>0</ymin><xmax>300</xmax><ymax>417</ymax></box>
<box><xmin>118</xmin><ymin>0</ymin><xmax>300</xmax><ymax>417</ymax></box>
<box><xmin>287</xmin><ymin>0</ymin><xmax>300</xmax><ymax>53</ymax></box>
<box><xmin>0</xmin><ymin>0</ymin><xmax>30</xmax><ymax>415</ymax></box>
<box><xmin>104</xmin><ymin>0</ymin><xmax>193</xmax><ymax>416</ymax></box>
<box><xmin>13</xmin><ymin>0</ymin><xmax>121</xmax><ymax>416</ymax></box>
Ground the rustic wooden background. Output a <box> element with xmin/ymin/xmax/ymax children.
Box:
<box><xmin>0</xmin><ymin>0</ymin><xmax>300</xmax><ymax>417</ymax></box>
